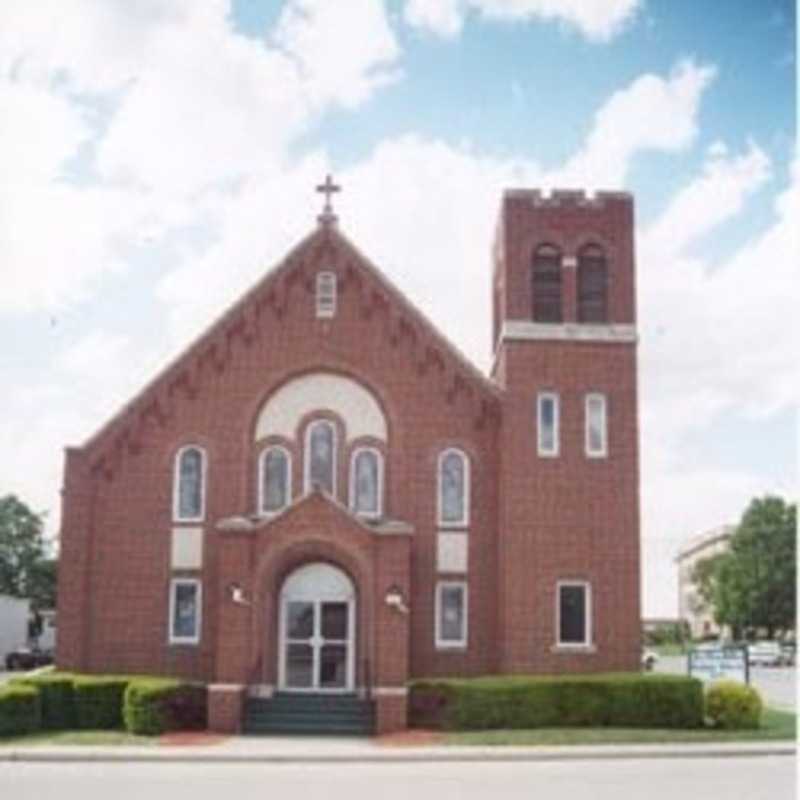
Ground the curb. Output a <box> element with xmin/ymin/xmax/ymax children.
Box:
<box><xmin>0</xmin><ymin>743</ymin><xmax>795</xmax><ymax>765</ymax></box>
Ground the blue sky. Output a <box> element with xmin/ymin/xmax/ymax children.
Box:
<box><xmin>0</xmin><ymin>0</ymin><xmax>795</xmax><ymax>616</ymax></box>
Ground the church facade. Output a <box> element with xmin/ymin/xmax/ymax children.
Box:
<box><xmin>56</xmin><ymin>184</ymin><xmax>641</xmax><ymax>734</ymax></box>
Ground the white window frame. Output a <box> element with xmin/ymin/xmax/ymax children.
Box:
<box><xmin>172</xmin><ymin>445</ymin><xmax>207</xmax><ymax>523</ymax></box>
<box><xmin>537</xmin><ymin>392</ymin><xmax>560</xmax><ymax>457</ymax></box>
<box><xmin>435</xmin><ymin>580</ymin><xmax>468</xmax><ymax>650</ymax></box>
<box><xmin>436</xmin><ymin>448</ymin><xmax>470</xmax><ymax>528</ymax></box>
<box><xmin>315</xmin><ymin>271</ymin><xmax>337</xmax><ymax>319</ymax></box>
<box><xmin>304</xmin><ymin>419</ymin><xmax>338</xmax><ymax>496</ymax></box>
<box><xmin>585</xmin><ymin>393</ymin><xmax>608</xmax><ymax>458</ymax></box>
<box><xmin>556</xmin><ymin>580</ymin><xmax>592</xmax><ymax>647</ymax></box>
<box><xmin>168</xmin><ymin>578</ymin><xmax>202</xmax><ymax>645</ymax></box>
<box><xmin>348</xmin><ymin>446</ymin><xmax>383</xmax><ymax>519</ymax></box>
<box><xmin>258</xmin><ymin>445</ymin><xmax>292</xmax><ymax>515</ymax></box>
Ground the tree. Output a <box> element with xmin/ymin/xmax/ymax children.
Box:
<box><xmin>697</xmin><ymin>496</ymin><xmax>796</xmax><ymax>639</ymax></box>
<box><xmin>27</xmin><ymin>558</ymin><xmax>58</xmax><ymax>610</ymax></box>
<box><xmin>0</xmin><ymin>494</ymin><xmax>48</xmax><ymax>599</ymax></box>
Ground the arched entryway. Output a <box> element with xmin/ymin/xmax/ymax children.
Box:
<box><xmin>277</xmin><ymin>562</ymin><xmax>356</xmax><ymax>693</ymax></box>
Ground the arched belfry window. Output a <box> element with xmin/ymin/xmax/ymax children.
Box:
<box><xmin>259</xmin><ymin>446</ymin><xmax>291</xmax><ymax>514</ymax></box>
<box><xmin>532</xmin><ymin>244</ymin><xmax>563</xmax><ymax>323</ymax></box>
<box><xmin>438</xmin><ymin>448</ymin><xmax>469</xmax><ymax>527</ymax></box>
<box><xmin>350</xmin><ymin>447</ymin><xmax>383</xmax><ymax>518</ymax></box>
<box><xmin>173</xmin><ymin>446</ymin><xmax>206</xmax><ymax>522</ymax></box>
<box><xmin>305</xmin><ymin>420</ymin><xmax>337</xmax><ymax>495</ymax></box>
<box><xmin>577</xmin><ymin>244</ymin><xmax>608</xmax><ymax>323</ymax></box>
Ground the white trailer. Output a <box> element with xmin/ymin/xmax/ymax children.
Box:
<box><xmin>0</xmin><ymin>595</ymin><xmax>30</xmax><ymax>662</ymax></box>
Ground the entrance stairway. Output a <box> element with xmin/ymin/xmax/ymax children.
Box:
<box><xmin>243</xmin><ymin>693</ymin><xmax>375</xmax><ymax>735</ymax></box>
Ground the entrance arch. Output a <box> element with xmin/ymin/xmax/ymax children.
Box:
<box><xmin>277</xmin><ymin>562</ymin><xmax>356</xmax><ymax>693</ymax></box>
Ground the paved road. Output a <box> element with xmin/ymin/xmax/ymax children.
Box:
<box><xmin>655</xmin><ymin>655</ymin><xmax>797</xmax><ymax>710</ymax></box>
<box><xmin>0</xmin><ymin>757</ymin><xmax>795</xmax><ymax>800</ymax></box>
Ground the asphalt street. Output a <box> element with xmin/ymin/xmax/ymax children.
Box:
<box><xmin>0</xmin><ymin>756</ymin><xmax>795</xmax><ymax>800</ymax></box>
<box><xmin>655</xmin><ymin>655</ymin><xmax>797</xmax><ymax>710</ymax></box>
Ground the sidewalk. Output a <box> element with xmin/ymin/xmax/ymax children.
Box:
<box><xmin>0</xmin><ymin>735</ymin><xmax>795</xmax><ymax>764</ymax></box>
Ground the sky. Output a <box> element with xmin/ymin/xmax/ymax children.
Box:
<box><xmin>0</xmin><ymin>0</ymin><xmax>796</xmax><ymax>617</ymax></box>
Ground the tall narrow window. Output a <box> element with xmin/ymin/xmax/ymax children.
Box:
<box><xmin>305</xmin><ymin>420</ymin><xmax>336</xmax><ymax>495</ymax></box>
<box><xmin>173</xmin><ymin>446</ymin><xmax>206</xmax><ymax>522</ymax></box>
<box><xmin>532</xmin><ymin>244</ymin><xmax>563</xmax><ymax>323</ymax></box>
<box><xmin>316</xmin><ymin>271</ymin><xmax>337</xmax><ymax>318</ymax></box>
<box><xmin>585</xmin><ymin>393</ymin><xmax>608</xmax><ymax>458</ymax></box>
<box><xmin>557</xmin><ymin>581</ymin><xmax>591</xmax><ymax>646</ymax></box>
<box><xmin>259</xmin><ymin>446</ymin><xmax>291</xmax><ymax>514</ymax></box>
<box><xmin>537</xmin><ymin>393</ymin><xmax>559</xmax><ymax>457</ymax></box>
<box><xmin>169</xmin><ymin>578</ymin><xmax>202</xmax><ymax>645</ymax></box>
<box><xmin>436</xmin><ymin>581</ymin><xmax>468</xmax><ymax>649</ymax></box>
<box><xmin>577</xmin><ymin>244</ymin><xmax>608</xmax><ymax>323</ymax></box>
<box><xmin>350</xmin><ymin>448</ymin><xmax>382</xmax><ymax>518</ymax></box>
<box><xmin>438</xmin><ymin>449</ymin><xmax>469</xmax><ymax>527</ymax></box>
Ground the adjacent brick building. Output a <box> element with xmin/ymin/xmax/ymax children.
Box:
<box><xmin>57</xmin><ymin>183</ymin><xmax>641</xmax><ymax>733</ymax></box>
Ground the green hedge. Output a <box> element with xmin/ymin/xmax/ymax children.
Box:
<box><xmin>706</xmin><ymin>681</ymin><xmax>762</xmax><ymax>730</ymax></box>
<box><xmin>16</xmin><ymin>674</ymin><xmax>76</xmax><ymax>730</ymax></box>
<box><xmin>409</xmin><ymin>674</ymin><xmax>704</xmax><ymax>730</ymax></box>
<box><xmin>0</xmin><ymin>685</ymin><xmax>42</xmax><ymax>737</ymax></box>
<box><xmin>72</xmin><ymin>676</ymin><xmax>132</xmax><ymax>729</ymax></box>
<box><xmin>123</xmin><ymin>679</ymin><xmax>207</xmax><ymax>736</ymax></box>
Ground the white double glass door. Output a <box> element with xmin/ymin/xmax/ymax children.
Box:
<box><xmin>278</xmin><ymin>563</ymin><xmax>355</xmax><ymax>693</ymax></box>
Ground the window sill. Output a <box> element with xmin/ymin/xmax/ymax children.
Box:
<box><xmin>435</xmin><ymin>643</ymin><xmax>468</xmax><ymax>652</ymax></box>
<box><xmin>550</xmin><ymin>643</ymin><xmax>597</xmax><ymax>654</ymax></box>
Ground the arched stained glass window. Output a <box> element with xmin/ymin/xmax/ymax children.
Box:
<box><xmin>260</xmin><ymin>446</ymin><xmax>291</xmax><ymax>513</ymax></box>
<box><xmin>174</xmin><ymin>446</ymin><xmax>206</xmax><ymax>521</ymax></box>
<box><xmin>305</xmin><ymin>420</ymin><xmax>336</xmax><ymax>495</ymax></box>
<box><xmin>438</xmin><ymin>449</ymin><xmax>469</xmax><ymax>527</ymax></box>
<box><xmin>532</xmin><ymin>244</ymin><xmax>563</xmax><ymax>323</ymax></box>
<box><xmin>350</xmin><ymin>448</ymin><xmax>382</xmax><ymax>517</ymax></box>
<box><xmin>577</xmin><ymin>244</ymin><xmax>608</xmax><ymax>323</ymax></box>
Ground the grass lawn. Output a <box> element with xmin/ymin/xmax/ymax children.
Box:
<box><xmin>446</xmin><ymin>708</ymin><xmax>797</xmax><ymax>746</ymax></box>
<box><xmin>0</xmin><ymin>729</ymin><xmax>157</xmax><ymax>747</ymax></box>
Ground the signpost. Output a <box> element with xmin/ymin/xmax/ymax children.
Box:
<box><xmin>688</xmin><ymin>645</ymin><xmax>749</xmax><ymax>684</ymax></box>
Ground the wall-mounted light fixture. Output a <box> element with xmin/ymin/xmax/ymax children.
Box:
<box><xmin>384</xmin><ymin>585</ymin><xmax>409</xmax><ymax>615</ymax></box>
<box><xmin>228</xmin><ymin>582</ymin><xmax>251</xmax><ymax>606</ymax></box>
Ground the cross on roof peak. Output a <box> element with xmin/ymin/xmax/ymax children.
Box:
<box><xmin>316</xmin><ymin>174</ymin><xmax>341</xmax><ymax>226</ymax></box>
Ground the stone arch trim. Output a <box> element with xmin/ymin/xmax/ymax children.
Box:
<box><xmin>251</xmin><ymin>535</ymin><xmax>376</xmax><ymax>688</ymax></box>
<box><xmin>253</xmin><ymin>371</ymin><xmax>388</xmax><ymax>443</ymax></box>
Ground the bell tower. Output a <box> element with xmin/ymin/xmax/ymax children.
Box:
<box><xmin>492</xmin><ymin>189</ymin><xmax>641</xmax><ymax>674</ymax></box>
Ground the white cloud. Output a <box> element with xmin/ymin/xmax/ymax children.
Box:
<box><xmin>273</xmin><ymin>0</ymin><xmax>401</xmax><ymax>109</ymax></box>
<box><xmin>404</xmin><ymin>0</ymin><xmax>641</xmax><ymax>41</ymax></box>
<box><xmin>548</xmin><ymin>60</ymin><xmax>717</xmax><ymax>188</ymax></box>
<box><xmin>0</xmin><ymin>0</ymin><xmax>403</xmax><ymax>313</ymax></box>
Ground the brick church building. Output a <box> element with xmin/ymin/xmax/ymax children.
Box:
<box><xmin>57</xmin><ymin>180</ymin><xmax>641</xmax><ymax>734</ymax></box>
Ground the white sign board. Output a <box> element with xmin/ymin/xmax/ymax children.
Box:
<box><xmin>688</xmin><ymin>647</ymin><xmax>749</xmax><ymax>684</ymax></box>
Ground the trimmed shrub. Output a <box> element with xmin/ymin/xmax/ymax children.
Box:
<box><xmin>16</xmin><ymin>674</ymin><xmax>76</xmax><ymax>730</ymax></box>
<box><xmin>123</xmin><ymin>679</ymin><xmax>207</xmax><ymax>736</ymax></box>
<box><xmin>706</xmin><ymin>681</ymin><xmax>762</xmax><ymax>730</ymax></box>
<box><xmin>0</xmin><ymin>685</ymin><xmax>42</xmax><ymax>737</ymax></box>
<box><xmin>72</xmin><ymin>676</ymin><xmax>132</xmax><ymax>729</ymax></box>
<box><xmin>409</xmin><ymin>673</ymin><xmax>704</xmax><ymax>730</ymax></box>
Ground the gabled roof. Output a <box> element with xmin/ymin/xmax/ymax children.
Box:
<box><xmin>215</xmin><ymin>486</ymin><xmax>413</xmax><ymax>537</ymax></box>
<box><xmin>81</xmin><ymin>221</ymin><xmax>501</xmax><ymax>476</ymax></box>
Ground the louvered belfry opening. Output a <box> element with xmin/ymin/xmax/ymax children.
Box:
<box><xmin>577</xmin><ymin>243</ymin><xmax>609</xmax><ymax>323</ymax></box>
<box><xmin>531</xmin><ymin>243</ymin><xmax>563</xmax><ymax>323</ymax></box>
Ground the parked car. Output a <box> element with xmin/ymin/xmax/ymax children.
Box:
<box><xmin>642</xmin><ymin>649</ymin><xmax>658</xmax><ymax>671</ymax></box>
<box><xmin>747</xmin><ymin>640</ymin><xmax>783</xmax><ymax>667</ymax></box>
<box><xmin>3</xmin><ymin>646</ymin><xmax>53</xmax><ymax>671</ymax></box>
<box><xmin>780</xmin><ymin>642</ymin><xmax>796</xmax><ymax>666</ymax></box>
